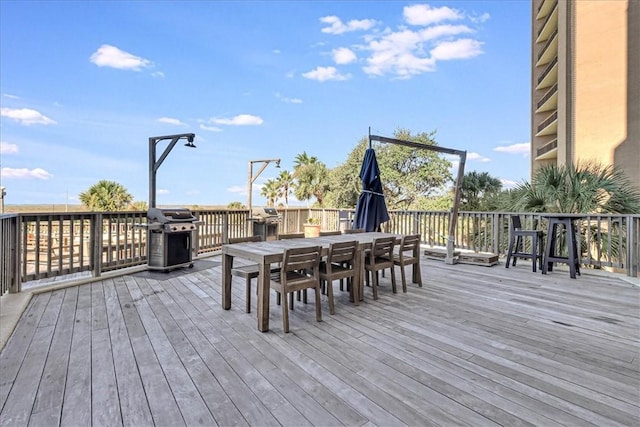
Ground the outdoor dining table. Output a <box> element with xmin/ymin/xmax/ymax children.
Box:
<box><xmin>221</xmin><ymin>232</ymin><xmax>409</xmax><ymax>332</ymax></box>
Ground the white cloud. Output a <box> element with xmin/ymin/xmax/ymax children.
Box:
<box><xmin>320</xmin><ymin>16</ymin><xmax>376</xmax><ymax>35</ymax></box>
<box><xmin>89</xmin><ymin>44</ymin><xmax>152</xmax><ymax>71</ymax></box>
<box><xmin>404</xmin><ymin>4</ymin><xmax>463</xmax><ymax>26</ymax></box>
<box><xmin>1</xmin><ymin>108</ymin><xmax>57</xmax><ymax>125</ymax></box>
<box><xmin>467</xmin><ymin>152</ymin><xmax>491</xmax><ymax>162</ymax></box>
<box><xmin>157</xmin><ymin>189</ymin><xmax>170</xmax><ymax>195</ymax></box>
<box><xmin>3</xmin><ymin>93</ymin><xmax>19</xmax><ymax>99</ymax></box>
<box><xmin>275</xmin><ymin>93</ymin><xmax>303</xmax><ymax>104</ymax></box>
<box><xmin>332</xmin><ymin>47</ymin><xmax>357</xmax><ymax>64</ymax></box>
<box><xmin>1</xmin><ymin>167</ymin><xmax>53</xmax><ymax>179</ymax></box>
<box><xmin>302</xmin><ymin>66</ymin><xmax>351</xmax><ymax>82</ymax></box>
<box><xmin>1</xmin><ymin>142</ymin><xmax>19</xmax><ymax>154</ymax></box>
<box><xmin>430</xmin><ymin>38</ymin><xmax>484</xmax><ymax>61</ymax></box>
<box><xmin>199</xmin><ymin>124</ymin><xmax>223</xmax><ymax>132</ymax></box>
<box><xmin>273</xmin><ymin>49</ymin><xmax>281</xmax><ymax>54</ymax></box>
<box><xmin>320</xmin><ymin>5</ymin><xmax>485</xmax><ymax>79</ymax></box>
<box><xmin>151</xmin><ymin>71</ymin><xmax>165</xmax><ymax>78</ymax></box>
<box><xmin>211</xmin><ymin>114</ymin><xmax>264</xmax><ymax>126</ymax></box>
<box><xmin>157</xmin><ymin>117</ymin><xmax>186</xmax><ymax>126</ymax></box>
<box><xmin>494</xmin><ymin>142</ymin><xmax>530</xmax><ymax>155</ymax></box>
<box><xmin>362</xmin><ymin>27</ymin><xmax>480</xmax><ymax>78</ymax></box>
<box><xmin>500</xmin><ymin>179</ymin><xmax>519</xmax><ymax>189</ymax></box>
<box><xmin>470</xmin><ymin>13</ymin><xmax>491</xmax><ymax>24</ymax></box>
<box><xmin>419</xmin><ymin>24</ymin><xmax>474</xmax><ymax>41</ymax></box>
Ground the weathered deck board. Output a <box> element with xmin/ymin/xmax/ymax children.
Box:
<box><xmin>0</xmin><ymin>257</ymin><xmax>638</xmax><ymax>426</ymax></box>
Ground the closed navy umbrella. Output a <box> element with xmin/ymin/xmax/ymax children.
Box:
<box><xmin>353</xmin><ymin>148</ymin><xmax>390</xmax><ymax>232</ymax></box>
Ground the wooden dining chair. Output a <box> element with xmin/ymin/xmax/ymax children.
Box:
<box><xmin>228</xmin><ymin>235</ymin><xmax>263</xmax><ymax>313</ymax></box>
<box><xmin>364</xmin><ymin>236</ymin><xmax>397</xmax><ymax>300</ymax></box>
<box><xmin>270</xmin><ymin>245</ymin><xmax>322</xmax><ymax>333</ymax></box>
<box><xmin>319</xmin><ymin>230</ymin><xmax>342</xmax><ymax>236</ymax></box>
<box><xmin>319</xmin><ymin>240</ymin><xmax>358</xmax><ymax>315</ymax></box>
<box><xmin>343</xmin><ymin>228</ymin><xmax>365</xmax><ymax>234</ymax></box>
<box><xmin>392</xmin><ymin>234</ymin><xmax>422</xmax><ymax>292</ymax></box>
<box><xmin>278</xmin><ymin>232</ymin><xmax>305</xmax><ymax>239</ymax></box>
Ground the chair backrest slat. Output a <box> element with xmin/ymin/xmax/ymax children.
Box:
<box><xmin>510</xmin><ymin>215</ymin><xmax>523</xmax><ymax>230</ymax></box>
<box><xmin>400</xmin><ymin>234</ymin><xmax>420</xmax><ymax>253</ymax></box>
<box><xmin>344</xmin><ymin>228</ymin><xmax>365</xmax><ymax>234</ymax></box>
<box><xmin>282</xmin><ymin>246</ymin><xmax>321</xmax><ymax>273</ymax></box>
<box><xmin>372</xmin><ymin>236</ymin><xmax>395</xmax><ymax>257</ymax></box>
<box><xmin>328</xmin><ymin>240</ymin><xmax>357</xmax><ymax>264</ymax></box>
<box><xmin>278</xmin><ymin>232</ymin><xmax>305</xmax><ymax>240</ymax></box>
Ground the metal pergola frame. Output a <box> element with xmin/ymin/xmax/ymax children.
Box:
<box><xmin>369</xmin><ymin>134</ymin><xmax>467</xmax><ymax>264</ymax></box>
<box><xmin>148</xmin><ymin>133</ymin><xmax>196</xmax><ymax>208</ymax></box>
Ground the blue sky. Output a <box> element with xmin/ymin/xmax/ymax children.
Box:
<box><xmin>1</xmin><ymin>1</ymin><xmax>532</xmax><ymax>207</ymax></box>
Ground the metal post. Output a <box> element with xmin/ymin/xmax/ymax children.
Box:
<box><xmin>368</xmin><ymin>134</ymin><xmax>467</xmax><ymax>264</ymax></box>
<box><xmin>148</xmin><ymin>133</ymin><xmax>196</xmax><ymax>208</ymax></box>
<box><xmin>246</xmin><ymin>158</ymin><xmax>281</xmax><ymax>234</ymax></box>
<box><xmin>0</xmin><ymin>186</ymin><xmax>5</xmax><ymax>214</ymax></box>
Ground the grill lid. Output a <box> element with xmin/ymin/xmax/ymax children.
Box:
<box><xmin>252</xmin><ymin>207</ymin><xmax>279</xmax><ymax>218</ymax></box>
<box><xmin>147</xmin><ymin>207</ymin><xmax>197</xmax><ymax>223</ymax></box>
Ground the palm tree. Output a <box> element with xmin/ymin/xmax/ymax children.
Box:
<box><xmin>510</xmin><ymin>162</ymin><xmax>640</xmax><ymax>214</ymax></box>
<box><xmin>130</xmin><ymin>200</ymin><xmax>148</xmax><ymax>211</ymax></box>
<box><xmin>293</xmin><ymin>152</ymin><xmax>318</xmax><ymax>205</ymax></box>
<box><xmin>276</xmin><ymin>170</ymin><xmax>294</xmax><ymax>207</ymax></box>
<box><xmin>460</xmin><ymin>171</ymin><xmax>503</xmax><ymax>211</ymax></box>
<box><xmin>260</xmin><ymin>179</ymin><xmax>280</xmax><ymax>207</ymax></box>
<box><xmin>79</xmin><ymin>180</ymin><xmax>133</xmax><ymax>211</ymax></box>
<box><xmin>509</xmin><ymin>162</ymin><xmax>640</xmax><ymax>265</ymax></box>
<box><xmin>293</xmin><ymin>152</ymin><xmax>329</xmax><ymax>207</ymax></box>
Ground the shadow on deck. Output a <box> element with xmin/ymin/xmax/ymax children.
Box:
<box><xmin>1</xmin><ymin>256</ymin><xmax>639</xmax><ymax>426</ymax></box>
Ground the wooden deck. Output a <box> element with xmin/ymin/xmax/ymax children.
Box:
<box><xmin>1</xmin><ymin>256</ymin><xmax>638</xmax><ymax>426</ymax></box>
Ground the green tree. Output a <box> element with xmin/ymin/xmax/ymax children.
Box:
<box><xmin>276</xmin><ymin>170</ymin><xmax>295</xmax><ymax>207</ymax></box>
<box><xmin>227</xmin><ymin>201</ymin><xmax>245</xmax><ymax>209</ymax></box>
<box><xmin>325</xmin><ymin>129</ymin><xmax>453</xmax><ymax>210</ymax></box>
<box><xmin>293</xmin><ymin>152</ymin><xmax>330</xmax><ymax>207</ymax></box>
<box><xmin>460</xmin><ymin>171</ymin><xmax>503</xmax><ymax>211</ymax></box>
<box><xmin>260</xmin><ymin>179</ymin><xmax>280</xmax><ymax>207</ymax></box>
<box><xmin>130</xmin><ymin>200</ymin><xmax>148</xmax><ymax>211</ymax></box>
<box><xmin>509</xmin><ymin>162</ymin><xmax>640</xmax><ymax>214</ymax></box>
<box><xmin>79</xmin><ymin>180</ymin><xmax>133</xmax><ymax>211</ymax></box>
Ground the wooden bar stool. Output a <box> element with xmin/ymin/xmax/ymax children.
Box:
<box><xmin>505</xmin><ymin>215</ymin><xmax>544</xmax><ymax>272</ymax></box>
<box><xmin>542</xmin><ymin>215</ymin><xmax>582</xmax><ymax>279</ymax></box>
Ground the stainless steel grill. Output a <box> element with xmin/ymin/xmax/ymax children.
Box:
<box><xmin>250</xmin><ymin>207</ymin><xmax>281</xmax><ymax>241</ymax></box>
<box><xmin>146</xmin><ymin>207</ymin><xmax>200</xmax><ymax>270</ymax></box>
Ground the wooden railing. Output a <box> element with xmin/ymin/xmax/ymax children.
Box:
<box><xmin>1</xmin><ymin>209</ymin><xmax>638</xmax><ymax>294</ymax></box>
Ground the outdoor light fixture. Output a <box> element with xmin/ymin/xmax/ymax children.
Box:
<box><xmin>148</xmin><ymin>133</ymin><xmax>197</xmax><ymax>208</ymax></box>
<box><xmin>184</xmin><ymin>134</ymin><xmax>196</xmax><ymax>148</ymax></box>
<box><xmin>247</xmin><ymin>158</ymin><xmax>281</xmax><ymax>222</ymax></box>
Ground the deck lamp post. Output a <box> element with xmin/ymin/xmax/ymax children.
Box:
<box><xmin>148</xmin><ymin>133</ymin><xmax>196</xmax><ymax>208</ymax></box>
<box><xmin>247</xmin><ymin>158</ymin><xmax>281</xmax><ymax>218</ymax></box>
<box><xmin>0</xmin><ymin>186</ymin><xmax>5</xmax><ymax>214</ymax></box>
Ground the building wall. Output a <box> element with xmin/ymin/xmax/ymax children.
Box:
<box><xmin>531</xmin><ymin>0</ymin><xmax>639</xmax><ymax>186</ymax></box>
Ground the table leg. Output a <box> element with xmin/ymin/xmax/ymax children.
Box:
<box><xmin>542</xmin><ymin>222</ymin><xmax>555</xmax><ymax>274</ymax></box>
<box><xmin>222</xmin><ymin>253</ymin><xmax>233</xmax><ymax>310</ymax></box>
<box><xmin>567</xmin><ymin>221</ymin><xmax>578</xmax><ymax>279</ymax></box>
<box><xmin>257</xmin><ymin>262</ymin><xmax>271</xmax><ymax>332</ymax></box>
